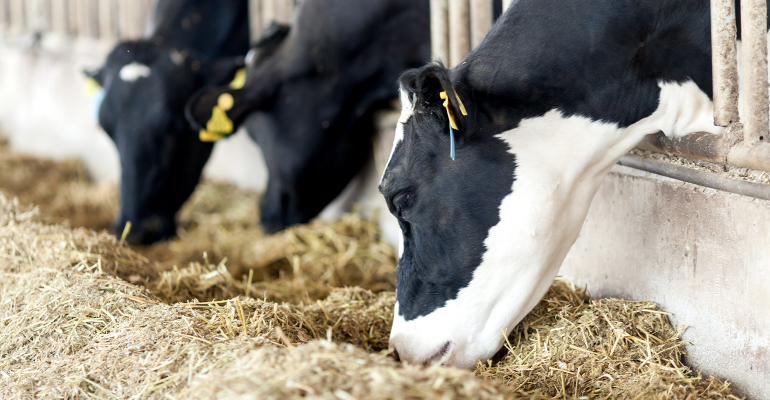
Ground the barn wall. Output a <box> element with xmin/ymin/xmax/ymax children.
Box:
<box><xmin>561</xmin><ymin>165</ymin><xmax>770</xmax><ymax>399</ymax></box>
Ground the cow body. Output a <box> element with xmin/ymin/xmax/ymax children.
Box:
<box><xmin>90</xmin><ymin>0</ymin><xmax>249</xmax><ymax>244</ymax></box>
<box><xmin>186</xmin><ymin>0</ymin><xmax>432</xmax><ymax>233</ymax></box>
<box><xmin>380</xmin><ymin>0</ymin><xmax>763</xmax><ymax>368</ymax></box>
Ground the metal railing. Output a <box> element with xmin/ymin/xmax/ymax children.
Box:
<box><xmin>0</xmin><ymin>0</ymin><xmax>155</xmax><ymax>42</ymax></box>
<box><xmin>248</xmin><ymin>0</ymin><xmax>298</xmax><ymax>42</ymax></box>
<box><xmin>0</xmin><ymin>0</ymin><xmax>300</xmax><ymax>47</ymax></box>
<box><xmin>432</xmin><ymin>0</ymin><xmax>770</xmax><ymax>173</ymax></box>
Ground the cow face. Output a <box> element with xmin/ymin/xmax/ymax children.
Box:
<box><xmin>185</xmin><ymin>23</ymin><xmax>376</xmax><ymax>233</ymax></box>
<box><xmin>92</xmin><ymin>41</ymin><xmax>238</xmax><ymax>244</ymax></box>
<box><xmin>380</xmin><ymin>64</ymin><xmax>531</xmax><ymax>368</ymax></box>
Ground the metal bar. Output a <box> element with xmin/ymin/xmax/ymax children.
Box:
<box><xmin>636</xmin><ymin>131</ymin><xmax>731</xmax><ymax>163</ymax></box>
<box><xmin>98</xmin><ymin>0</ymin><xmax>116</xmax><ymax>40</ymax></box>
<box><xmin>618</xmin><ymin>154</ymin><xmax>770</xmax><ymax>201</ymax></box>
<box><xmin>50</xmin><ymin>0</ymin><xmax>68</xmax><ymax>37</ymax></box>
<box><xmin>469</xmin><ymin>0</ymin><xmax>492</xmax><ymax>49</ymax></box>
<box><xmin>9</xmin><ymin>0</ymin><xmax>24</xmax><ymax>35</ymax></box>
<box><xmin>0</xmin><ymin>0</ymin><xmax>8</xmax><ymax>34</ymax></box>
<box><xmin>448</xmin><ymin>0</ymin><xmax>470</xmax><ymax>67</ymax></box>
<box><xmin>261</xmin><ymin>0</ymin><xmax>276</xmax><ymax>29</ymax></box>
<box><xmin>711</xmin><ymin>0</ymin><xmax>740</xmax><ymax>127</ymax></box>
<box><xmin>430</xmin><ymin>0</ymin><xmax>449</xmax><ymax>63</ymax></box>
<box><xmin>248</xmin><ymin>0</ymin><xmax>262</xmax><ymax>42</ymax></box>
<box><xmin>727</xmin><ymin>140</ymin><xmax>770</xmax><ymax>171</ymax></box>
<box><xmin>635</xmin><ymin>128</ymin><xmax>770</xmax><ymax>172</ymax></box>
<box><xmin>740</xmin><ymin>0</ymin><xmax>769</xmax><ymax>144</ymax></box>
<box><xmin>274</xmin><ymin>0</ymin><xmax>293</xmax><ymax>24</ymax></box>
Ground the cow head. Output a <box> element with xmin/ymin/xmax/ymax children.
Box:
<box><xmin>186</xmin><ymin>23</ymin><xmax>377</xmax><ymax>233</ymax></box>
<box><xmin>379</xmin><ymin>63</ymin><xmax>570</xmax><ymax>368</ymax></box>
<box><xmin>90</xmin><ymin>40</ymin><xmax>242</xmax><ymax>244</ymax></box>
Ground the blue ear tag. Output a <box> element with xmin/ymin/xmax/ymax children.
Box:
<box><xmin>449</xmin><ymin>121</ymin><xmax>455</xmax><ymax>160</ymax></box>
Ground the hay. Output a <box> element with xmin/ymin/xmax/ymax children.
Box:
<box><xmin>476</xmin><ymin>282</ymin><xmax>737</xmax><ymax>399</ymax></box>
<box><xmin>0</xmin><ymin>140</ymin><xmax>742</xmax><ymax>399</ymax></box>
<box><xmin>0</xmin><ymin>136</ymin><xmax>117</xmax><ymax>231</ymax></box>
<box><xmin>0</xmin><ymin>135</ymin><xmax>397</xmax><ymax>304</ymax></box>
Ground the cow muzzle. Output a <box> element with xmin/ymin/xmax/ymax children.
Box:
<box><xmin>112</xmin><ymin>214</ymin><xmax>175</xmax><ymax>245</ymax></box>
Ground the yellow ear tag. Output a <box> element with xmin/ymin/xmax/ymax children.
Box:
<box><xmin>439</xmin><ymin>91</ymin><xmax>459</xmax><ymax>130</ymax></box>
<box><xmin>199</xmin><ymin>93</ymin><xmax>235</xmax><ymax>142</ymax></box>
<box><xmin>229</xmin><ymin>68</ymin><xmax>246</xmax><ymax>89</ymax></box>
<box><xmin>84</xmin><ymin>77</ymin><xmax>102</xmax><ymax>97</ymax></box>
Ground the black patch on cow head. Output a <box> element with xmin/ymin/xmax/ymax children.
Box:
<box><xmin>380</xmin><ymin>63</ymin><xmax>516</xmax><ymax>320</ymax></box>
<box><xmin>94</xmin><ymin>40</ymin><xmax>215</xmax><ymax>244</ymax></box>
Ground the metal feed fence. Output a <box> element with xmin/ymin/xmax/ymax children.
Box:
<box><xmin>0</xmin><ymin>0</ymin><xmax>155</xmax><ymax>42</ymax></box>
<box><xmin>0</xmin><ymin>0</ymin><xmax>299</xmax><ymax>46</ymax></box>
<box><xmin>433</xmin><ymin>0</ymin><xmax>770</xmax><ymax>180</ymax></box>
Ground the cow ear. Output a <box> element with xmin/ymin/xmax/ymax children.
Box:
<box><xmin>247</xmin><ymin>22</ymin><xmax>290</xmax><ymax>65</ymax></box>
<box><xmin>185</xmin><ymin>82</ymin><xmax>276</xmax><ymax>142</ymax></box>
<box><xmin>83</xmin><ymin>67</ymin><xmax>104</xmax><ymax>86</ymax></box>
<box><xmin>413</xmin><ymin>64</ymin><xmax>468</xmax><ymax>132</ymax></box>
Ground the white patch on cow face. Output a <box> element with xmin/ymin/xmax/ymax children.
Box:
<box><xmin>119</xmin><ymin>62</ymin><xmax>152</xmax><ymax>82</ymax></box>
<box><xmin>389</xmin><ymin>80</ymin><xmax>722</xmax><ymax>368</ymax></box>
<box><xmin>380</xmin><ymin>87</ymin><xmax>414</xmax><ymax>186</ymax></box>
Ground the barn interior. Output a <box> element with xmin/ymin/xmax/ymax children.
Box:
<box><xmin>1</xmin><ymin>0</ymin><xmax>769</xmax><ymax>399</ymax></box>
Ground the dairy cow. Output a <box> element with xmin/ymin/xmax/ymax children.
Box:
<box><xmin>185</xmin><ymin>0</ymin><xmax>433</xmax><ymax>233</ymax></box>
<box><xmin>88</xmin><ymin>0</ymin><xmax>249</xmax><ymax>244</ymax></box>
<box><xmin>379</xmin><ymin>0</ymin><xmax>766</xmax><ymax>368</ymax></box>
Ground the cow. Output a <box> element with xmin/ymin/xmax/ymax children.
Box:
<box><xmin>86</xmin><ymin>0</ymin><xmax>250</xmax><ymax>244</ymax></box>
<box><xmin>378</xmin><ymin>0</ymin><xmax>766</xmax><ymax>368</ymax></box>
<box><xmin>184</xmin><ymin>0</ymin><xmax>433</xmax><ymax>234</ymax></box>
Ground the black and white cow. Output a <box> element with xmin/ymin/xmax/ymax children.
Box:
<box><xmin>185</xmin><ymin>0</ymin><xmax>432</xmax><ymax>233</ymax></box>
<box><xmin>87</xmin><ymin>0</ymin><xmax>249</xmax><ymax>244</ymax></box>
<box><xmin>379</xmin><ymin>0</ymin><xmax>766</xmax><ymax>368</ymax></box>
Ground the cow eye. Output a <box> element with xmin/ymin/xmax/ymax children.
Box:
<box><xmin>392</xmin><ymin>191</ymin><xmax>415</xmax><ymax>216</ymax></box>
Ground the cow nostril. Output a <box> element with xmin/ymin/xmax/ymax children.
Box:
<box><xmin>428</xmin><ymin>341</ymin><xmax>455</xmax><ymax>366</ymax></box>
<box><xmin>389</xmin><ymin>347</ymin><xmax>400</xmax><ymax>362</ymax></box>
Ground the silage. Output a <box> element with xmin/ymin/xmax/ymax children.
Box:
<box><xmin>0</xmin><ymin>140</ymin><xmax>742</xmax><ymax>399</ymax></box>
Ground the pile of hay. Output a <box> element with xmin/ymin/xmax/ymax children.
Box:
<box><xmin>0</xmin><ymin>136</ymin><xmax>396</xmax><ymax>304</ymax></box>
<box><xmin>0</xmin><ymin>136</ymin><xmax>117</xmax><ymax>230</ymax></box>
<box><xmin>0</xmin><ymin>195</ymin><xmax>740</xmax><ymax>399</ymax></box>
<box><xmin>0</xmin><ymin>139</ymin><xmax>740</xmax><ymax>398</ymax></box>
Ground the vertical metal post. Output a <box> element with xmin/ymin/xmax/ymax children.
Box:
<box><xmin>0</xmin><ymin>0</ymin><xmax>8</xmax><ymax>35</ymax></box>
<box><xmin>9</xmin><ymin>0</ymin><xmax>24</xmax><ymax>36</ymax></box>
<box><xmin>98</xmin><ymin>0</ymin><xmax>116</xmax><ymax>40</ymax></box>
<box><xmin>741</xmin><ymin>0</ymin><xmax>769</xmax><ymax>143</ymax></box>
<box><xmin>50</xmin><ymin>0</ymin><xmax>68</xmax><ymax>37</ymax></box>
<box><xmin>469</xmin><ymin>0</ymin><xmax>492</xmax><ymax>49</ymax></box>
<box><xmin>430</xmin><ymin>0</ymin><xmax>449</xmax><ymax>63</ymax></box>
<box><xmin>77</xmin><ymin>0</ymin><xmax>98</xmax><ymax>39</ymax></box>
<box><xmin>711</xmin><ymin>0</ymin><xmax>740</xmax><ymax>127</ymax></box>
<box><xmin>274</xmin><ymin>0</ymin><xmax>293</xmax><ymax>24</ymax></box>
<box><xmin>261</xmin><ymin>0</ymin><xmax>276</xmax><ymax>30</ymax></box>
<box><xmin>448</xmin><ymin>0</ymin><xmax>470</xmax><ymax>67</ymax></box>
<box><xmin>249</xmin><ymin>0</ymin><xmax>262</xmax><ymax>42</ymax></box>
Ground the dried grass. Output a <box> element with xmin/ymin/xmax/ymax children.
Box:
<box><xmin>0</xmin><ymin>139</ymin><xmax>742</xmax><ymax>399</ymax></box>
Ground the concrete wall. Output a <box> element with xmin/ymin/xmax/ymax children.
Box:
<box><xmin>561</xmin><ymin>165</ymin><xmax>770</xmax><ymax>399</ymax></box>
